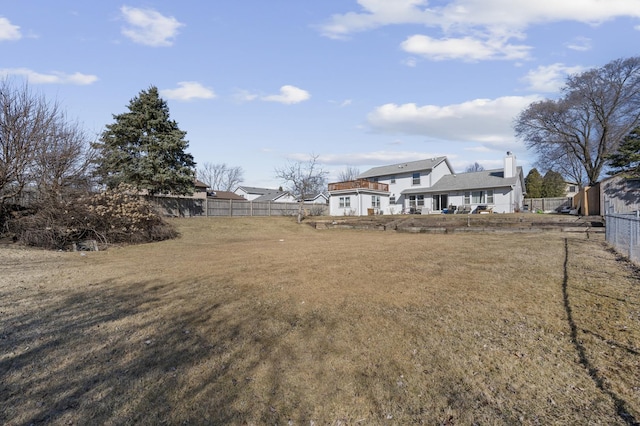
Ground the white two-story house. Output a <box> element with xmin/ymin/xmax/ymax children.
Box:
<box><xmin>328</xmin><ymin>153</ymin><xmax>524</xmax><ymax>216</ymax></box>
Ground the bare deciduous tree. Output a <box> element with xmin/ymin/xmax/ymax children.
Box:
<box><xmin>0</xmin><ymin>79</ymin><xmax>93</xmax><ymax>207</ymax></box>
<box><xmin>197</xmin><ymin>162</ymin><xmax>244</xmax><ymax>191</ymax></box>
<box><xmin>464</xmin><ymin>162</ymin><xmax>484</xmax><ymax>173</ymax></box>
<box><xmin>515</xmin><ymin>56</ymin><xmax>640</xmax><ymax>186</ymax></box>
<box><xmin>337</xmin><ymin>166</ymin><xmax>360</xmax><ymax>182</ymax></box>
<box><xmin>0</xmin><ymin>79</ymin><xmax>49</xmax><ymax>206</ymax></box>
<box><xmin>33</xmin><ymin>116</ymin><xmax>96</xmax><ymax>200</ymax></box>
<box><xmin>275</xmin><ymin>154</ymin><xmax>328</xmax><ymax>223</ymax></box>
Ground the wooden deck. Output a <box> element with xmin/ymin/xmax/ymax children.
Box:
<box><xmin>327</xmin><ymin>180</ymin><xmax>389</xmax><ymax>192</ymax></box>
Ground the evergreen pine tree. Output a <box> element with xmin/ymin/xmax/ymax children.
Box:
<box><xmin>524</xmin><ymin>168</ymin><xmax>543</xmax><ymax>198</ymax></box>
<box><xmin>607</xmin><ymin>127</ymin><xmax>640</xmax><ymax>177</ymax></box>
<box><xmin>541</xmin><ymin>170</ymin><xmax>565</xmax><ymax>197</ymax></box>
<box><xmin>94</xmin><ymin>86</ymin><xmax>196</xmax><ymax>195</ymax></box>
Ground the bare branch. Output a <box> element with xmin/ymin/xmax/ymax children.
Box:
<box><xmin>0</xmin><ymin>78</ymin><xmax>92</xmax><ymax>206</ymax></box>
<box><xmin>197</xmin><ymin>162</ymin><xmax>244</xmax><ymax>192</ymax></box>
<box><xmin>515</xmin><ymin>56</ymin><xmax>640</xmax><ymax>185</ymax></box>
<box><xmin>275</xmin><ymin>154</ymin><xmax>328</xmax><ymax>222</ymax></box>
<box><xmin>337</xmin><ymin>166</ymin><xmax>360</xmax><ymax>182</ymax></box>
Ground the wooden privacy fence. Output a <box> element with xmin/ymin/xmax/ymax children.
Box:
<box><xmin>524</xmin><ymin>197</ymin><xmax>572</xmax><ymax>213</ymax></box>
<box><xmin>606</xmin><ymin>212</ymin><xmax>640</xmax><ymax>264</ymax></box>
<box><xmin>207</xmin><ymin>199</ymin><xmax>328</xmax><ymax>217</ymax></box>
<box><xmin>146</xmin><ymin>196</ymin><xmax>328</xmax><ymax>217</ymax></box>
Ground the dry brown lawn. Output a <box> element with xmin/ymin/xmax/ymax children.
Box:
<box><xmin>1</xmin><ymin>217</ymin><xmax>639</xmax><ymax>425</ymax></box>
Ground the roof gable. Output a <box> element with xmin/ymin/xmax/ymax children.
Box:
<box><xmin>236</xmin><ymin>186</ymin><xmax>276</xmax><ymax>195</ymax></box>
<box><xmin>253</xmin><ymin>190</ymin><xmax>292</xmax><ymax>202</ymax></box>
<box><xmin>358</xmin><ymin>156</ymin><xmax>450</xmax><ymax>179</ymax></box>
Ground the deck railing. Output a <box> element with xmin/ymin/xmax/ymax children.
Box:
<box><xmin>328</xmin><ymin>180</ymin><xmax>389</xmax><ymax>192</ymax></box>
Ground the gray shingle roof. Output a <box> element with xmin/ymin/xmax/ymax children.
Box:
<box><xmin>358</xmin><ymin>156</ymin><xmax>449</xmax><ymax>179</ymax></box>
<box><xmin>236</xmin><ymin>186</ymin><xmax>275</xmax><ymax>195</ymax></box>
<box><xmin>253</xmin><ymin>190</ymin><xmax>291</xmax><ymax>202</ymax></box>
<box><xmin>208</xmin><ymin>190</ymin><xmax>246</xmax><ymax>200</ymax></box>
<box><xmin>402</xmin><ymin>167</ymin><xmax>523</xmax><ymax>194</ymax></box>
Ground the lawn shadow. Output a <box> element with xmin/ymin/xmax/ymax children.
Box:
<box><xmin>0</xmin><ymin>277</ymin><xmax>315</xmax><ymax>424</ymax></box>
<box><xmin>562</xmin><ymin>238</ymin><xmax>639</xmax><ymax>426</ymax></box>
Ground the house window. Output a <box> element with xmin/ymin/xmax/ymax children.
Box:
<box><xmin>390</xmin><ymin>196</ymin><xmax>396</xmax><ymax>204</ymax></box>
<box><xmin>465</xmin><ymin>190</ymin><xmax>494</xmax><ymax>204</ymax></box>
<box><xmin>412</xmin><ymin>172</ymin><xmax>421</xmax><ymax>185</ymax></box>
<box><xmin>371</xmin><ymin>195</ymin><xmax>380</xmax><ymax>208</ymax></box>
<box><xmin>486</xmin><ymin>190</ymin><xmax>494</xmax><ymax>204</ymax></box>
<box><xmin>409</xmin><ymin>195</ymin><xmax>424</xmax><ymax>207</ymax></box>
<box><xmin>339</xmin><ymin>196</ymin><xmax>351</xmax><ymax>208</ymax></box>
<box><xmin>390</xmin><ymin>176</ymin><xmax>396</xmax><ymax>184</ymax></box>
<box><xmin>433</xmin><ymin>194</ymin><xmax>448</xmax><ymax>210</ymax></box>
<box><xmin>568</xmin><ymin>185</ymin><xmax>576</xmax><ymax>192</ymax></box>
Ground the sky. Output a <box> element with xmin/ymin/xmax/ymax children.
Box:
<box><xmin>2</xmin><ymin>1</ymin><xmax>640</xmax><ymax>188</ymax></box>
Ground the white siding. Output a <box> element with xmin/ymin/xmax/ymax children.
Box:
<box><xmin>234</xmin><ymin>187</ymin><xmax>257</xmax><ymax>200</ymax></box>
<box><xmin>446</xmin><ymin>186</ymin><xmax>522</xmax><ymax>214</ymax></box>
<box><xmin>329</xmin><ymin>190</ymin><xmax>390</xmax><ymax>216</ymax></box>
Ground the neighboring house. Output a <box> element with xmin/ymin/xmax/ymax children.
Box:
<box><xmin>193</xmin><ymin>180</ymin><xmax>209</xmax><ymax>199</ymax></box>
<box><xmin>598</xmin><ymin>174</ymin><xmax>640</xmax><ymax>214</ymax></box>
<box><xmin>305</xmin><ymin>192</ymin><xmax>329</xmax><ymax>204</ymax></box>
<box><xmin>565</xmin><ymin>181</ymin><xmax>580</xmax><ymax>198</ymax></box>
<box><xmin>207</xmin><ymin>190</ymin><xmax>247</xmax><ymax>200</ymax></box>
<box><xmin>234</xmin><ymin>186</ymin><xmax>296</xmax><ymax>203</ymax></box>
<box><xmin>328</xmin><ymin>152</ymin><xmax>525</xmax><ymax>216</ymax></box>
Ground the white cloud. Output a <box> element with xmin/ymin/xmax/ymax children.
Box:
<box><xmin>298</xmin><ymin>150</ymin><xmax>447</xmax><ymax>166</ymax></box>
<box><xmin>262</xmin><ymin>85</ymin><xmax>310</xmax><ymax>104</ymax></box>
<box><xmin>366</xmin><ymin>95</ymin><xmax>540</xmax><ymax>149</ymax></box>
<box><xmin>120</xmin><ymin>6</ymin><xmax>184</xmax><ymax>47</ymax></box>
<box><xmin>564</xmin><ymin>36</ymin><xmax>592</xmax><ymax>51</ymax></box>
<box><xmin>319</xmin><ymin>0</ymin><xmax>640</xmax><ymax>61</ymax></box>
<box><xmin>160</xmin><ymin>81</ymin><xmax>216</xmax><ymax>101</ymax></box>
<box><xmin>401</xmin><ymin>34</ymin><xmax>531</xmax><ymax>61</ymax></box>
<box><xmin>329</xmin><ymin>99</ymin><xmax>352</xmax><ymax>107</ymax></box>
<box><xmin>318</xmin><ymin>0</ymin><xmax>433</xmax><ymax>40</ymax></box>
<box><xmin>0</xmin><ymin>68</ymin><xmax>98</xmax><ymax>85</ymax></box>
<box><xmin>233</xmin><ymin>89</ymin><xmax>259</xmax><ymax>103</ymax></box>
<box><xmin>0</xmin><ymin>17</ymin><xmax>21</xmax><ymax>41</ymax></box>
<box><xmin>463</xmin><ymin>145</ymin><xmax>493</xmax><ymax>153</ymax></box>
<box><xmin>320</xmin><ymin>0</ymin><xmax>640</xmax><ymax>37</ymax></box>
<box><xmin>522</xmin><ymin>63</ymin><xmax>586</xmax><ymax>92</ymax></box>
<box><xmin>402</xmin><ymin>57</ymin><xmax>418</xmax><ymax>67</ymax></box>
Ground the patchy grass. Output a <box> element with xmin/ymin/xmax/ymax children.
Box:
<box><xmin>0</xmin><ymin>217</ymin><xmax>638</xmax><ymax>425</ymax></box>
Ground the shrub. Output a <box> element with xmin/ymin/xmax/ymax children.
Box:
<box><xmin>6</xmin><ymin>184</ymin><xmax>178</xmax><ymax>250</ymax></box>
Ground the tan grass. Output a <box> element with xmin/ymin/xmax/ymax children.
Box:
<box><xmin>0</xmin><ymin>217</ymin><xmax>638</xmax><ymax>425</ymax></box>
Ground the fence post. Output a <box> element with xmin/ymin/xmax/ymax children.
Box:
<box><xmin>629</xmin><ymin>211</ymin><xmax>640</xmax><ymax>259</ymax></box>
